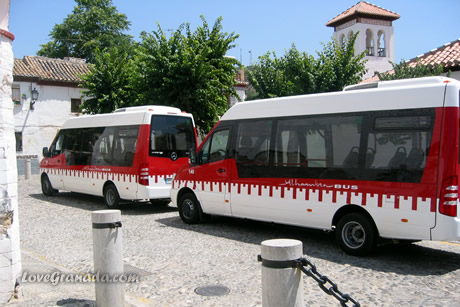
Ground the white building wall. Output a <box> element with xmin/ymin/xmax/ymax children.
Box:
<box><xmin>0</xmin><ymin>0</ymin><xmax>21</xmax><ymax>302</ymax></box>
<box><xmin>13</xmin><ymin>82</ymin><xmax>83</xmax><ymax>160</ymax></box>
<box><xmin>229</xmin><ymin>86</ymin><xmax>247</xmax><ymax>107</ymax></box>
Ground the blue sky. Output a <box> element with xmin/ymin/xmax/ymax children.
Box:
<box><xmin>9</xmin><ymin>0</ymin><xmax>460</xmax><ymax>66</ymax></box>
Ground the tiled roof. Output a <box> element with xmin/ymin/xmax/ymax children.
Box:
<box><xmin>13</xmin><ymin>56</ymin><xmax>89</xmax><ymax>84</ymax></box>
<box><xmin>326</xmin><ymin>1</ymin><xmax>400</xmax><ymax>27</ymax></box>
<box><xmin>408</xmin><ymin>39</ymin><xmax>460</xmax><ymax>70</ymax></box>
<box><xmin>361</xmin><ymin>38</ymin><xmax>460</xmax><ymax>83</ymax></box>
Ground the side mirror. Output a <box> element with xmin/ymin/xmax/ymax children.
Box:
<box><xmin>189</xmin><ymin>148</ymin><xmax>197</xmax><ymax>165</ymax></box>
<box><xmin>42</xmin><ymin>147</ymin><xmax>49</xmax><ymax>157</ymax></box>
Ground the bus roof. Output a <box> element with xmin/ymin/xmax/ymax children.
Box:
<box><xmin>221</xmin><ymin>77</ymin><xmax>460</xmax><ymax>121</ymax></box>
<box><xmin>62</xmin><ymin>106</ymin><xmax>193</xmax><ymax>129</ymax></box>
<box><xmin>114</xmin><ymin>105</ymin><xmax>182</xmax><ymax>114</ymax></box>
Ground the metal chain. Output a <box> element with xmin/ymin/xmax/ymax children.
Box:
<box><xmin>295</xmin><ymin>258</ymin><xmax>360</xmax><ymax>307</ymax></box>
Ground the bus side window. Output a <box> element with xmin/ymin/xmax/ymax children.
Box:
<box><xmin>62</xmin><ymin>129</ymin><xmax>80</xmax><ymax>165</ymax></box>
<box><xmin>236</xmin><ymin>120</ymin><xmax>271</xmax><ymax>166</ymax></box>
<box><xmin>112</xmin><ymin>126</ymin><xmax>139</xmax><ymax>167</ymax></box>
<box><xmin>199</xmin><ymin>129</ymin><xmax>230</xmax><ymax>164</ymax></box>
<box><xmin>49</xmin><ymin>133</ymin><xmax>64</xmax><ymax>157</ymax></box>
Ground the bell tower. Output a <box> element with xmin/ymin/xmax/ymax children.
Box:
<box><xmin>326</xmin><ymin>1</ymin><xmax>400</xmax><ymax>79</ymax></box>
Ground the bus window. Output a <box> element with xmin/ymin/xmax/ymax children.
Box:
<box><xmin>48</xmin><ymin>132</ymin><xmax>64</xmax><ymax>157</ymax></box>
<box><xmin>236</xmin><ymin>119</ymin><xmax>272</xmax><ymax>177</ymax></box>
<box><xmin>366</xmin><ymin>113</ymin><xmax>433</xmax><ymax>182</ymax></box>
<box><xmin>273</xmin><ymin>115</ymin><xmax>362</xmax><ymax>179</ymax></box>
<box><xmin>63</xmin><ymin>129</ymin><xmax>80</xmax><ymax>165</ymax></box>
<box><xmin>199</xmin><ymin>129</ymin><xmax>230</xmax><ymax>164</ymax></box>
<box><xmin>305</xmin><ymin>129</ymin><xmax>326</xmax><ymax>168</ymax></box>
<box><xmin>150</xmin><ymin>115</ymin><xmax>195</xmax><ymax>157</ymax></box>
<box><xmin>112</xmin><ymin>126</ymin><xmax>139</xmax><ymax>167</ymax></box>
<box><xmin>92</xmin><ymin>127</ymin><xmax>115</xmax><ymax>165</ymax></box>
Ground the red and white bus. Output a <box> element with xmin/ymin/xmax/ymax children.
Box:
<box><xmin>40</xmin><ymin>105</ymin><xmax>197</xmax><ymax>208</ymax></box>
<box><xmin>171</xmin><ymin>77</ymin><xmax>460</xmax><ymax>255</ymax></box>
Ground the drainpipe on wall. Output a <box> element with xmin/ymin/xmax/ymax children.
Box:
<box><xmin>0</xmin><ymin>0</ymin><xmax>22</xmax><ymax>303</ymax></box>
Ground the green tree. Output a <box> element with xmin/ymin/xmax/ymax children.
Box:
<box><xmin>377</xmin><ymin>60</ymin><xmax>446</xmax><ymax>81</ymax></box>
<box><xmin>315</xmin><ymin>33</ymin><xmax>366</xmax><ymax>92</ymax></box>
<box><xmin>80</xmin><ymin>47</ymin><xmax>136</xmax><ymax>113</ymax></box>
<box><xmin>38</xmin><ymin>0</ymin><xmax>133</xmax><ymax>63</ymax></box>
<box><xmin>247</xmin><ymin>47</ymin><xmax>316</xmax><ymax>99</ymax></box>
<box><xmin>134</xmin><ymin>16</ymin><xmax>240</xmax><ymax>134</ymax></box>
<box><xmin>247</xmin><ymin>33</ymin><xmax>367</xmax><ymax>99</ymax></box>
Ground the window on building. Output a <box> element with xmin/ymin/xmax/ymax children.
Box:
<box><xmin>71</xmin><ymin>98</ymin><xmax>82</xmax><ymax>113</ymax></box>
<box><xmin>12</xmin><ymin>84</ymin><xmax>21</xmax><ymax>105</ymax></box>
<box><xmin>15</xmin><ymin>132</ymin><xmax>23</xmax><ymax>152</ymax></box>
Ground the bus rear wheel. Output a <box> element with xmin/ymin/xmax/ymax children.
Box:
<box><xmin>41</xmin><ymin>174</ymin><xmax>58</xmax><ymax>196</ymax></box>
<box><xmin>178</xmin><ymin>193</ymin><xmax>202</xmax><ymax>224</ymax></box>
<box><xmin>104</xmin><ymin>184</ymin><xmax>121</xmax><ymax>209</ymax></box>
<box><xmin>336</xmin><ymin>212</ymin><xmax>377</xmax><ymax>256</ymax></box>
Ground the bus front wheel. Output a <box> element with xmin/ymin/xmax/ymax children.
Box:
<box><xmin>335</xmin><ymin>213</ymin><xmax>377</xmax><ymax>256</ymax></box>
<box><xmin>178</xmin><ymin>193</ymin><xmax>203</xmax><ymax>224</ymax></box>
<box><xmin>104</xmin><ymin>184</ymin><xmax>121</xmax><ymax>209</ymax></box>
<box><xmin>41</xmin><ymin>174</ymin><xmax>58</xmax><ymax>196</ymax></box>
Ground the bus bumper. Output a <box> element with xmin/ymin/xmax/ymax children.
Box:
<box><xmin>137</xmin><ymin>185</ymin><xmax>172</xmax><ymax>200</ymax></box>
<box><xmin>431</xmin><ymin>213</ymin><xmax>460</xmax><ymax>241</ymax></box>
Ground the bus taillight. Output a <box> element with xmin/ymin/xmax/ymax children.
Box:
<box><xmin>440</xmin><ymin>177</ymin><xmax>458</xmax><ymax>217</ymax></box>
<box><xmin>139</xmin><ymin>164</ymin><xmax>149</xmax><ymax>186</ymax></box>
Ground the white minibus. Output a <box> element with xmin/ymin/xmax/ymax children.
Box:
<box><xmin>41</xmin><ymin>105</ymin><xmax>197</xmax><ymax>208</ymax></box>
<box><xmin>171</xmin><ymin>77</ymin><xmax>460</xmax><ymax>255</ymax></box>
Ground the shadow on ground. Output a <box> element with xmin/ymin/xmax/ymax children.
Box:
<box><xmin>28</xmin><ymin>192</ymin><xmax>177</xmax><ymax>215</ymax></box>
<box><xmin>156</xmin><ymin>214</ymin><xmax>460</xmax><ymax>276</ymax></box>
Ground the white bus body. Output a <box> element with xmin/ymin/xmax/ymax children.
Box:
<box><xmin>171</xmin><ymin>77</ymin><xmax>460</xmax><ymax>255</ymax></box>
<box><xmin>41</xmin><ymin>105</ymin><xmax>197</xmax><ymax>208</ymax></box>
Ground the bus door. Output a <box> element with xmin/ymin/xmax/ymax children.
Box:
<box><xmin>192</xmin><ymin>127</ymin><xmax>232</xmax><ymax>215</ymax></box>
<box><xmin>41</xmin><ymin>131</ymin><xmax>66</xmax><ymax>190</ymax></box>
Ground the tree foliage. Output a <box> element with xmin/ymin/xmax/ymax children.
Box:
<box><xmin>134</xmin><ymin>16</ymin><xmax>240</xmax><ymax>134</ymax></box>
<box><xmin>80</xmin><ymin>47</ymin><xmax>136</xmax><ymax>113</ymax></box>
<box><xmin>38</xmin><ymin>0</ymin><xmax>133</xmax><ymax>63</ymax></box>
<box><xmin>377</xmin><ymin>60</ymin><xmax>446</xmax><ymax>81</ymax></box>
<box><xmin>247</xmin><ymin>33</ymin><xmax>367</xmax><ymax>99</ymax></box>
<box><xmin>315</xmin><ymin>33</ymin><xmax>367</xmax><ymax>92</ymax></box>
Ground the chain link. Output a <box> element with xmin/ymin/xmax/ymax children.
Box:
<box><xmin>295</xmin><ymin>258</ymin><xmax>360</xmax><ymax>307</ymax></box>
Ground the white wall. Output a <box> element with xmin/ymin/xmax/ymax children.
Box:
<box><xmin>13</xmin><ymin>82</ymin><xmax>84</xmax><ymax>160</ymax></box>
<box><xmin>229</xmin><ymin>86</ymin><xmax>247</xmax><ymax>107</ymax></box>
<box><xmin>0</xmin><ymin>5</ymin><xmax>21</xmax><ymax>301</ymax></box>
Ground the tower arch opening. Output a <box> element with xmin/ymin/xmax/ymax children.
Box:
<box><xmin>366</xmin><ymin>29</ymin><xmax>374</xmax><ymax>56</ymax></box>
<box><xmin>378</xmin><ymin>30</ymin><xmax>386</xmax><ymax>57</ymax></box>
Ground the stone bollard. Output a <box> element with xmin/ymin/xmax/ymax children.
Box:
<box><xmin>92</xmin><ymin>210</ymin><xmax>125</xmax><ymax>307</ymax></box>
<box><xmin>25</xmin><ymin>159</ymin><xmax>31</xmax><ymax>180</ymax></box>
<box><xmin>260</xmin><ymin>239</ymin><xmax>304</xmax><ymax>307</ymax></box>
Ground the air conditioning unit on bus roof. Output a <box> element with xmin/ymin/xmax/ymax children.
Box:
<box><xmin>343</xmin><ymin>76</ymin><xmax>453</xmax><ymax>92</ymax></box>
<box><xmin>114</xmin><ymin>105</ymin><xmax>182</xmax><ymax>114</ymax></box>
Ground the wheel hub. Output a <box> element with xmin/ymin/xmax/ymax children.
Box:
<box><xmin>343</xmin><ymin>221</ymin><xmax>365</xmax><ymax>248</ymax></box>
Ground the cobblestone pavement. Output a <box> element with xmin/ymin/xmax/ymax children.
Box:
<box><xmin>6</xmin><ymin>175</ymin><xmax>460</xmax><ymax>306</ymax></box>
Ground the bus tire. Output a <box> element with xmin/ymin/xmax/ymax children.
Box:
<box><xmin>41</xmin><ymin>174</ymin><xmax>58</xmax><ymax>196</ymax></box>
<box><xmin>336</xmin><ymin>212</ymin><xmax>377</xmax><ymax>256</ymax></box>
<box><xmin>178</xmin><ymin>193</ymin><xmax>202</xmax><ymax>224</ymax></box>
<box><xmin>104</xmin><ymin>184</ymin><xmax>121</xmax><ymax>209</ymax></box>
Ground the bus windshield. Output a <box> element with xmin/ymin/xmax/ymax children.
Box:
<box><xmin>150</xmin><ymin>115</ymin><xmax>195</xmax><ymax>157</ymax></box>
